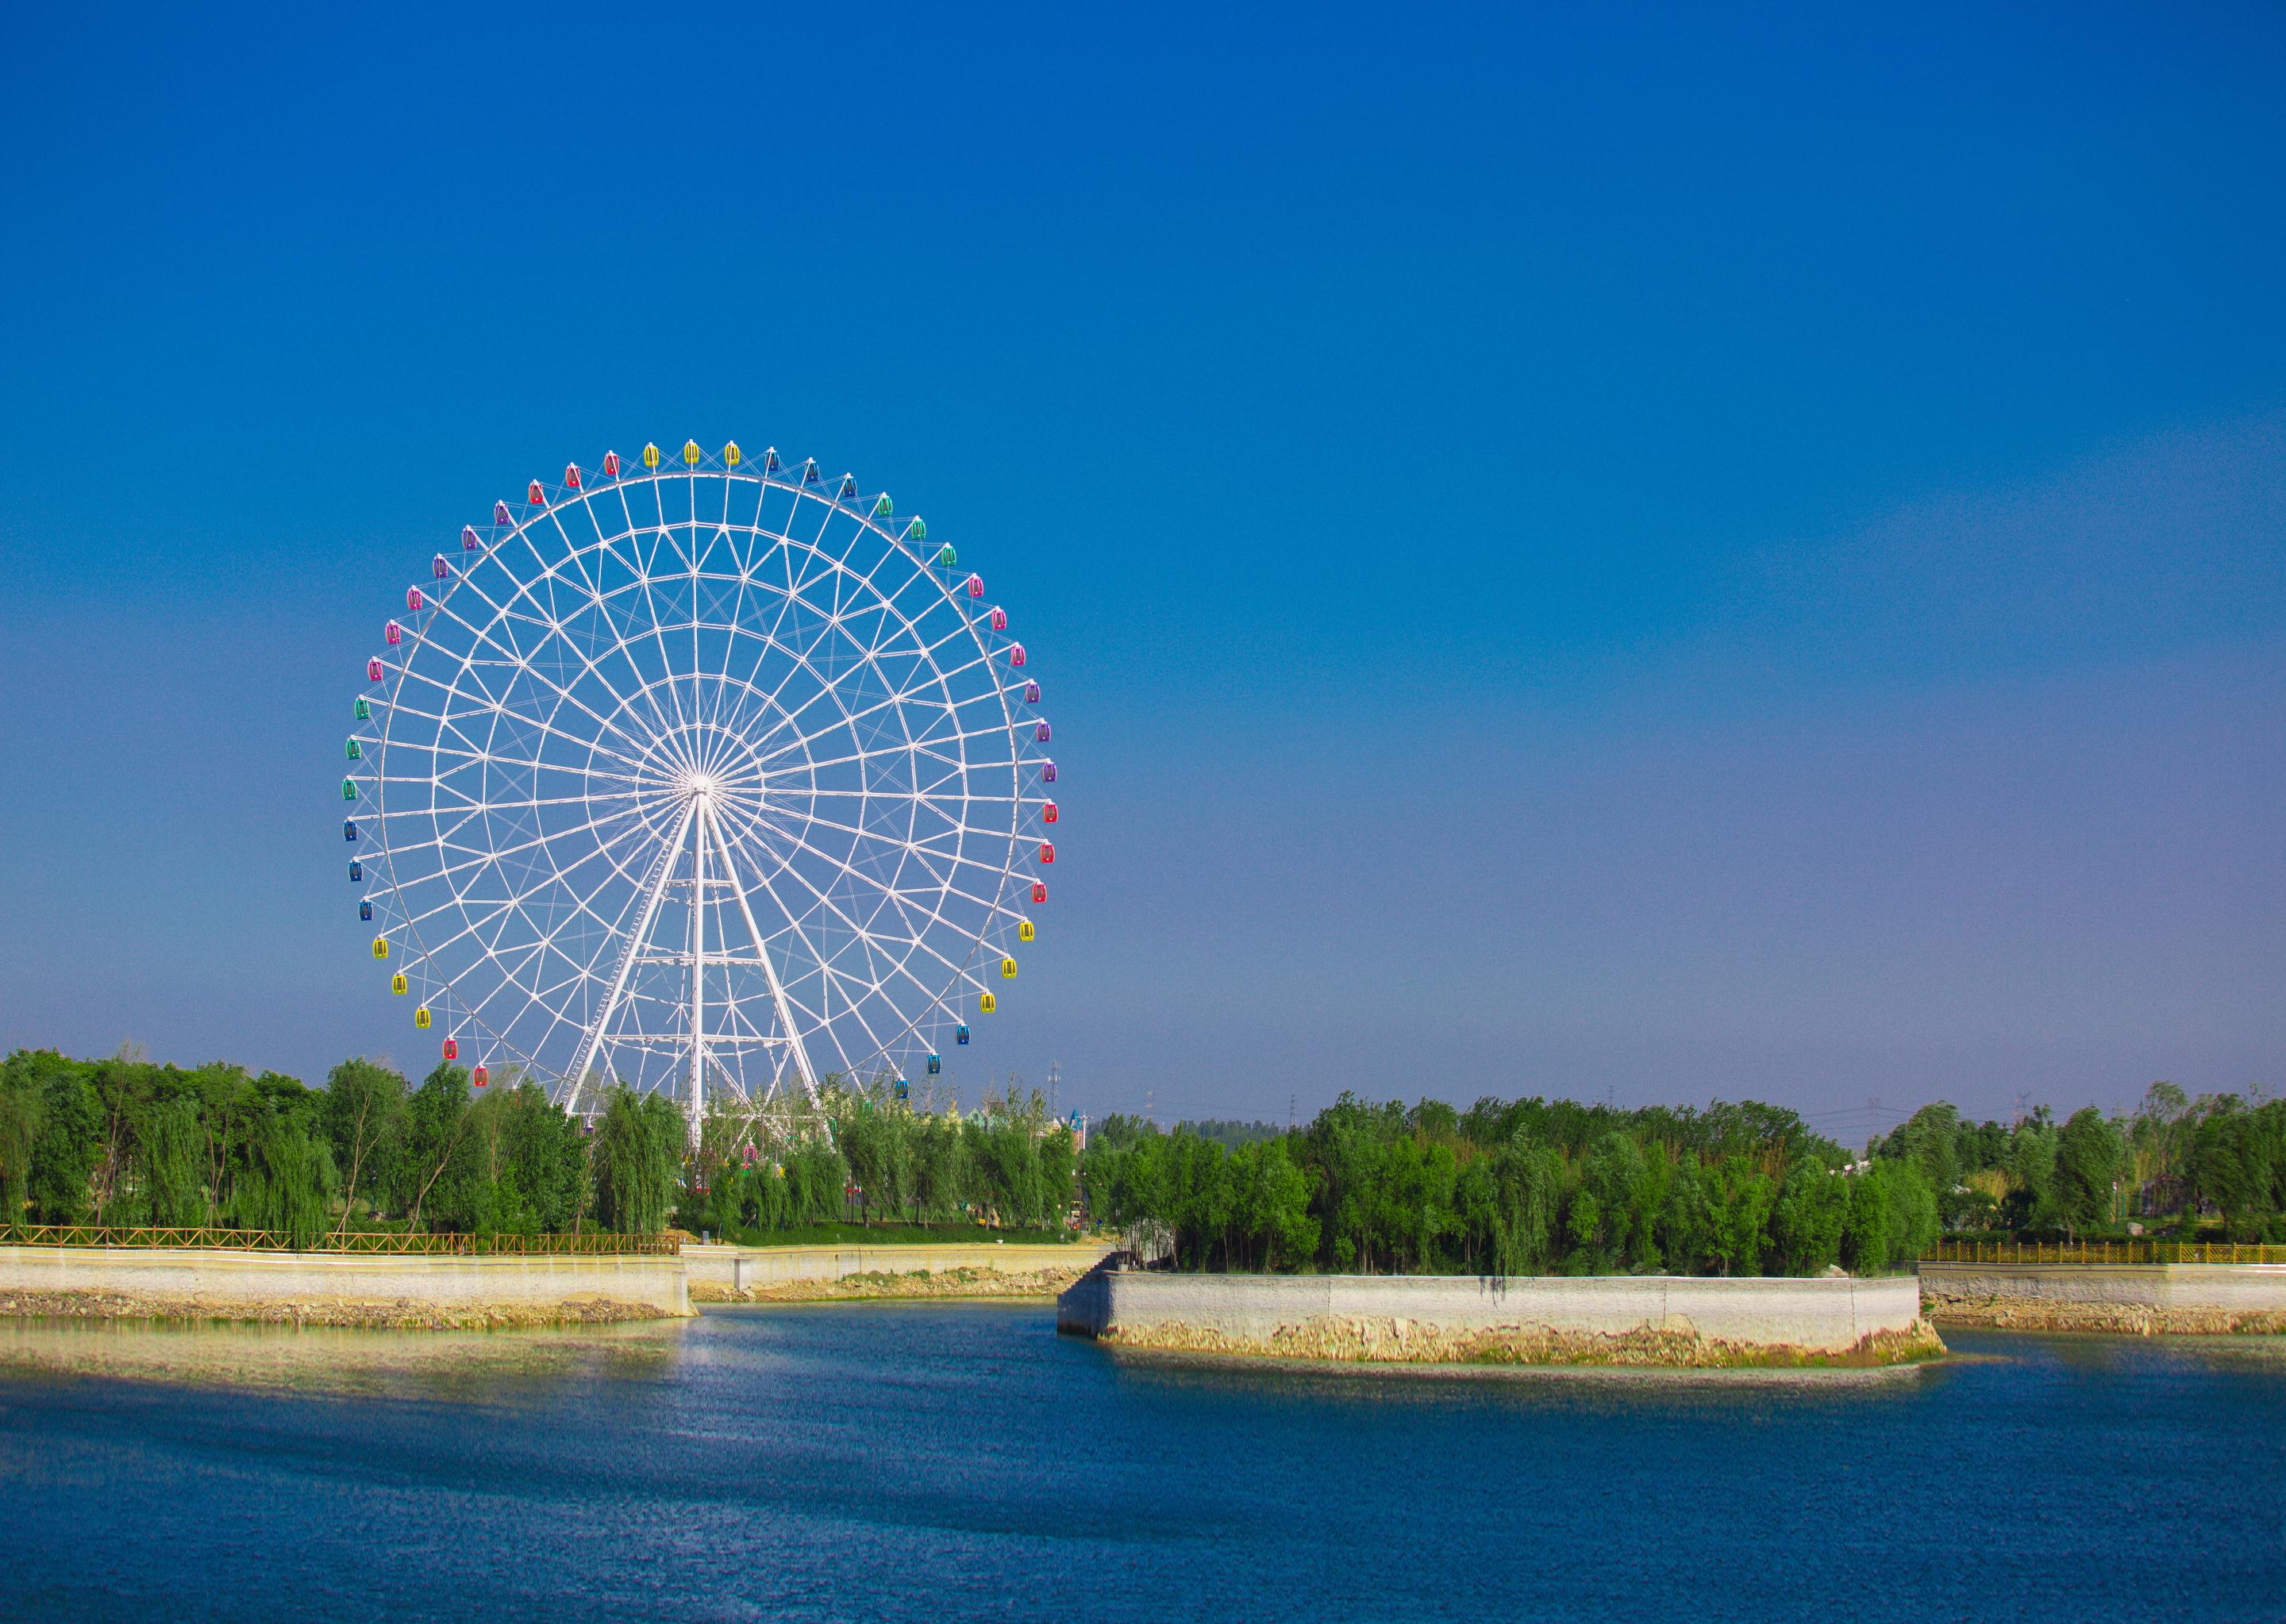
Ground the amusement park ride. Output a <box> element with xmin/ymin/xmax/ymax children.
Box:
<box><xmin>341</xmin><ymin>440</ymin><xmax>1058</xmax><ymax>1140</ymax></box>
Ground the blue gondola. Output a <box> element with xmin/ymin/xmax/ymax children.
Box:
<box><xmin>764</xmin><ymin>448</ymin><xmax>781</xmax><ymax>474</ymax></box>
<box><xmin>360</xmin><ymin>901</ymin><xmax>372</xmax><ymax>922</ymax></box>
<box><xmin>348</xmin><ymin>860</ymin><xmax>363</xmax><ymax>882</ymax></box>
<box><xmin>344</xmin><ymin>819</ymin><xmax>358</xmax><ymax>841</ymax></box>
<box><xmin>895</xmin><ymin>1079</ymin><xmax>910</xmax><ymax>1102</ymax></box>
<box><xmin>926</xmin><ymin>1053</ymin><xmax>941</xmax><ymax>1076</ymax></box>
<box><xmin>955</xmin><ymin>1024</ymin><xmax>970</xmax><ymax>1046</ymax></box>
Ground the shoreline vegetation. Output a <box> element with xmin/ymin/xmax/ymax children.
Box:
<box><xmin>1093</xmin><ymin>1315</ymin><xmax>1949</xmax><ymax>1370</ymax></box>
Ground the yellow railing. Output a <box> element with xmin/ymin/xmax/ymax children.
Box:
<box><xmin>1923</xmin><ymin>1239</ymin><xmax>2286</xmax><ymax>1267</ymax></box>
<box><xmin>0</xmin><ymin>1224</ymin><xmax>679</xmax><ymax>1256</ymax></box>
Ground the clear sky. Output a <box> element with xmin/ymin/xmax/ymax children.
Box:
<box><xmin>2</xmin><ymin>2</ymin><xmax>2280</xmax><ymax>1140</ymax></box>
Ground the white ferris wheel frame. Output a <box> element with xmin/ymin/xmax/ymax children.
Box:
<box><xmin>341</xmin><ymin>442</ymin><xmax>1058</xmax><ymax>1129</ymax></box>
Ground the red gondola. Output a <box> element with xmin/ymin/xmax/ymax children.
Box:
<box><xmin>1032</xmin><ymin>881</ymin><xmax>1047</xmax><ymax>905</ymax></box>
<box><xmin>1039</xmin><ymin>841</ymin><xmax>1055</xmax><ymax>864</ymax></box>
<box><xmin>602</xmin><ymin>450</ymin><xmax>621</xmax><ymax>479</ymax></box>
<box><xmin>564</xmin><ymin>462</ymin><xmax>581</xmax><ymax>489</ymax></box>
<box><xmin>528</xmin><ymin>480</ymin><xmax>545</xmax><ymax>505</ymax></box>
<box><xmin>1043</xmin><ymin>801</ymin><xmax>1059</xmax><ymax>824</ymax></box>
<box><xmin>442</xmin><ymin>1037</ymin><xmax>458</xmax><ymax>1061</ymax></box>
<box><xmin>472</xmin><ymin>1064</ymin><xmax>489</xmax><ymax>1088</ymax></box>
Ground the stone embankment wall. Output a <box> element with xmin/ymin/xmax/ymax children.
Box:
<box><xmin>686</xmin><ymin>1241</ymin><xmax>1112</xmax><ymax>1303</ymax></box>
<box><xmin>0</xmin><ymin>1245</ymin><xmax>688</xmax><ymax>1329</ymax></box>
<box><xmin>1057</xmin><ymin>1268</ymin><xmax>1936</xmax><ymax>1367</ymax></box>
<box><xmin>1918</xmin><ymin>1262</ymin><xmax>2286</xmax><ymax>1333</ymax></box>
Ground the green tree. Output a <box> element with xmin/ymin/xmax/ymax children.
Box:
<box><xmin>2054</xmin><ymin>1106</ymin><xmax>2123</xmax><ymax>1237</ymax></box>
<box><xmin>321</xmin><ymin>1058</ymin><xmax>405</xmax><ymax>1231</ymax></box>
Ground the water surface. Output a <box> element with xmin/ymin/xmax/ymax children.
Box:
<box><xmin>1</xmin><ymin>1307</ymin><xmax>2280</xmax><ymax>1621</ymax></box>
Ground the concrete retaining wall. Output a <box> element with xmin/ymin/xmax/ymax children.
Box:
<box><xmin>1919</xmin><ymin>1261</ymin><xmax>2286</xmax><ymax>1332</ymax></box>
<box><xmin>685</xmin><ymin>1240</ymin><xmax>1112</xmax><ymax>1298</ymax></box>
<box><xmin>0</xmin><ymin>1245</ymin><xmax>689</xmax><ymax>1322</ymax></box>
<box><xmin>1057</xmin><ymin>1268</ymin><xmax>1922</xmax><ymax>1357</ymax></box>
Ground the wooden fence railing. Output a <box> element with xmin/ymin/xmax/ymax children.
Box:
<box><xmin>1923</xmin><ymin>1240</ymin><xmax>2286</xmax><ymax>1267</ymax></box>
<box><xmin>0</xmin><ymin>1224</ymin><xmax>679</xmax><ymax>1256</ymax></box>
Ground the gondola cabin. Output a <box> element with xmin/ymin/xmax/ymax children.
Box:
<box><xmin>937</xmin><ymin>545</ymin><xmax>956</xmax><ymax>567</ymax></box>
<box><xmin>965</xmin><ymin>574</ymin><xmax>984</xmax><ymax>598</ymax></box>
<box><xmin>837</xmin><ymin>473</ymin><xmax>856</xmax><ymax>498</ymax></box>
<box><xmin>742</xmin><ymin>1143</ymin><xmax>756</xmax><ymax>1167</ymax></box>
<box><xmin>1024</xmin><ymin>681</ymin><xmax>1041</xmax><ymax>704</ymax></box>
<box><xmin>342</xmin><ymin>778</ymin><xmax>356</xmax><ymax>802</ymax></box>
<box><xmin>926</xmin><ymin>1053</ymin><xmax>941</xmax><ymax>1075</ymax></box>
<box><xmin>368</xmin><ymin>658</ymin><xmax>384</xmax><ymax>681</ymax></box>
<box><xmin>345</xmin><ymin>738</ymin><xmax>361</xmax><ymax>760</ymax></box>
<box><xmin>441</xmin><ymin>1037</ymin><xmax>458</xmax><ymax>1061</ymax></box>
<box><xmin>528</xmin><ymin>480</ymin><xmax>545</xmax><ymax>505</ymax></box>
<box><xmin>373</xmin><ymin>934</ymin><xmax>387</xmax><ymax>957</ymax></box>
<box><xmin>979</xmin><ymin>992</ymin><xmax>996</xmax><ymax>1014</ymax></box>
<box><xmin>764</xmin><ymin>448</ymin><xmax>780</xmax><ymax>474</ymax></box>
<box><xmin>472</xmin><ymin>1064</ymin><xmax>489</xmax><ymax>1088</ymax></box>
<box><xmin>432</xmin><ymin>554</ymin><xmax>448</xmax><ymax>579</ymax></box>
<box><xmin>360</xmin><ymin>900</ymin><xmax>373</xmax><ymax>922</ymax></box>
<box><xmin>802</xmin><ymin>460</ymin><xmax>819</xmax><ymax>484</ymax></box>
<box><xmin>1039</xmin><ymin>841</ymin><xmax>1055</xmax><ymax>864</ymax></box>
<box><xmin>602</xmin><ymin>451</ymin><xmax>621</xmax><ymax>479</ymax></box>
<box><xmin>495</xmin><ymin>501</ymin><xmax>512</xmax><ymax>525</ymax></box>
<box><xmin>1018</xmin><ymin>919</ymin><xmax>1034</xmax><ymax>943</ymax></box>
<box><xmin>406</xmin><ymin>587</ymin><xmax>424</xmax><ymax>613</ymax></box>
<box><xmin>384</xmin><ymin>621</ymin><xmax>402</xmax><ymax>645</ymax></box>
<box><xmin>1031</xmin><ymin>881</ymin><xmax>1046</xmax><ymax>904</ymax></box>
<box><xmin>643</xmin><ymin>443</ymin><xmax>661</xmax><ymax>468</ymax></box>
<box><xmin>894</xmin><ymin>1079</ymin><xmax>909</xmax><ymax>1101</ymax></box>
<box><xmin>348</xmin><ymin>860</ymin><xmax>364</xmax><ymax>882</ymax></box>
<box><xmin>414</xmin><ymin>1006</ymin><xmax>431</xmax><ymax>1029</ymax></box>
<box><xmin>355</xmin><ymin>698</ymin><xmax>371</xmax><ymax>720</ymax></box>
<box><xmin>907</xmin><ymin>516</ymin><xmax>925</xmax><ymax>541</ymax></box>
<box><xmin>683</xmin><ymin>441</ymin><xmax>702</xmax><ymax>466</ymax></box>
<box><xmin>391</xmin><ymin>973</ymin><xmax>407</xmax><ymax>995</ymax></box>
<box><xmin>1009</xmin><ymin>645</ymin><xmax>1026</xmax><ymax>668</ymax></box>
<box><xmin>1041</xmin><ymin>760</ymin><xmax>1056</xmax><ymax>783</ymax></box>
<box><xmin>988</xmin><ymin>606</ymin><xmax>1007</xmax><ymax>631</ymax></box>
<box><xmin>1042</xmin><ymin>802</ymin><xmax>1058</xmax><ymax>824</ymax></box>
<box><xmin>1035</xmin><ymin>722</ymin><xmax>1051</xmax><ymax>743</ymax></box>
<box><xmin>956</xmin><ymin>1024</ymin><xmax>970</xmax><ymax>1045</ymax></box>
<box><xmin>1001</xmin><ymin>956</ymin><xmax>1018</xmax><ymax>978</ymax></box>
<box><xmin>723</xmin><ymin>441</ymin><xmax>741</xmax><ymax>466</ymax></box>
<box><xmin>344</xmin><ymin>820</ymin><xmax>360</xmax><ymax>842</ymax></box>
<box><xmin>463</xmin><ymin>525</ymin><xmax>481</xmax><ymax>551</ymax></box>
<box><xmin>564</xmin><ymin>462</ymin><xmax>581</xmax><ymax>487</ymax></box>
<box><xmin>874</xmin><ymin>495</ymin><xmax>892</xmax><ymax>518</ymax></box>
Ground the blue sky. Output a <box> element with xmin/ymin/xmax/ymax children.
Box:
<box><xmin>1</xmin><ymin>2</ymin><xmax>2280</xmax><ymax>1137</ymax></box>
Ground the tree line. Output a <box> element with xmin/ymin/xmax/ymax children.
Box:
<box><xmin>0</xmin><ymin>1049</ymin><xmax>1081</xmax><ymax>1248</ymax></box>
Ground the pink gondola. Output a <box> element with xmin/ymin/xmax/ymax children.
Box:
<box><xmin>1009</xmin><ymin>645</ymin><xmax>1026</xmax><ymax>668</ymax></box>
<box><xmin>1039</xmin><ymin>841</ymin><xmax>1056</xmax><ymax>864</ymax></box>
<box><xmin>368</xmin><ymin>657</ymin><xmax>384</xmax><ymax>681</ymax></box>
<box><xmin>965</xmin><ymin>574</ymin><xmax>984</xmax><ymax>598</ymax></box>
<box><xmin>989</xmin><ymin>606</ymin><xmax>1007</xmax><ymax>632</ymax></box>
<box><xmin>384</xmin><ymin>620</ymin><xmax>402</xmax><ymax>645</ymax></box>
<box><xmin>1042</xmin><ymin>760</ymin><xmax>1056</xmax><ymax>783</ymax></box>
<box><xmin>1043</xmin><ymin>801</ymin><xmax>1059</xmax><ymax>824</ymax></box>
<box><xmin>463</xmin><ymin>525</ymin><xmax>481</xmax><ymax>551</ymax></box>
<box><xmin>564</xmin><ymin>462</ymin><xmax>581</xmax><ymax>489</ymax></box>
<box><xmin>495</xmin><ymin>501</ymin><xmax>512</xmax><ymax>525</ymax></box>
<box><xmin>1024</xmin><ymin>681</ymin><xmax>1040</xmax><ymax>704</ymax></box>
<box><xmin>433</xmin><ymin>554</ymin><xmax>449</xmax><ymax>579</ymax></box>
<box><xmin>527</xmin><ymin>480</ymin><xmax>545</xmax><ymax>505</ymax></box>
<box><xmin>406</xmin><ymin>587</ymin><xmax>424</xmax><ymax>613</ymax></box>
<box><xmin>602</xmin><ymin>450</ymin><xmax>620</xmax><ymax>479</ymax></box>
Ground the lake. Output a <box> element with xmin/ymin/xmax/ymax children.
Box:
<box><xmin>1</xmin><ymin>1305</ymin><xmax>2281</xmax><ymax>1621</ymax></box>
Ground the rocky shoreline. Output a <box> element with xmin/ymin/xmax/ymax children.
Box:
<box><xmin>1095</xmin><ymin>1313</ymin><xmax>1949</xmax><ymax>1368</ymax></box>
<box><xmin>1926</xmin><ymin>1299</ymin><xmax>2286</xmax><ymax>1336</ymax></box>
<box><xmin>693</xmin><ymin>1264</ymin><xmax>1094</xmax><ymax>1305</ymax></box>
<box><xmin>0</xmin><ymin>1287</ymin><xmax>678</xmax><ymax>1330</ymax></box>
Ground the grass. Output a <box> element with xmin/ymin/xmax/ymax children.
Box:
<box><xmin>705</xmin><ymin>1219</ymin><xmax>1091</xmax><ymax>1248</ymax></box>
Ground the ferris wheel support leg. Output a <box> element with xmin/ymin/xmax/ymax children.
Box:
<box><xmin>564</xmin><ymin>801</ymin><xmax>696</xmax><ymax>1118</ymax></box>
<box><xmin>688</xmin><ymin>796</ymin><xmax>712</xmax><ymax>1148</ymax></box>
<box><xmin>702</xmin><ymin>798</ymin><xmax>822</xmax><ymax>1107</ymax></box>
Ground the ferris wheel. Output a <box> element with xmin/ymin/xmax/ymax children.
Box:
<box><xmin>341</xmin><ymin>439</ymin><xmax>1059</xmax><ymax>1126</ymax></box>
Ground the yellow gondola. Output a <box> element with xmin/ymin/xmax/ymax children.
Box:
<box><xmin>682</xmin><ymin>440</ymin><xmax>701</xmax><ymax>466</ymax></box>
<box><xmin>1018</xmin><ymin>920</ymin><xmax>1035</xmax><ymax>943</ymax></box>
<box><xmin>723</xmin><ymin>441</ymin><xmax>741</xmax><ymax>466</ymax></box>
<box><xmin>1001</xmin><ymin>956</ymin><xmax>1018</xmax><ymax>978</ymax></box>
<box><xmin>371</xmin><ymin>937</ymin><xmax>389</xmax><ymax>960</ymax></box>
<box><xmin>391</xmin><ymin>972</ymin><xmax>408</xmax><ymax>995</ymax></box>
<box><xmin>414</xmin><ymin>1006</ymin><xmax>431</xmax><ymax>1029</ymax></box>
<box><xmin>642</xmin><ymin>442</ymin><xmax>661</xmax><ymax>468</ymax></box>
<box><xmin>979</xmin><ymin>991</ymin><xmax>996</xmax><ymax>1014</ymax></box>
